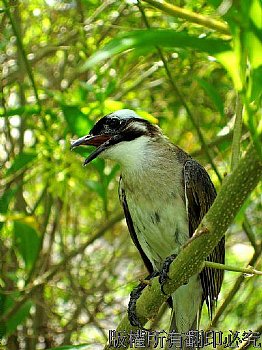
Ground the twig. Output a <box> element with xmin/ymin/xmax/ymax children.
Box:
<box><xmin>2</xmin><ymin>0</ymin><xmax>40</xmax><ymax>107</ymax></box>
<box><xmin>206</xmin><ymin>242</ymin><xmax>262</xmax><ymax>330</ymax></box>
<box><xmin>142</xmin><ymin>0</ymin><xmax>230</xmax><ymax>35</ymax></box>
<box><xmin>242</xmin><ymin>214</ymin><xmax>259</xmax><ymax>253</ymax></box>
<box><xmin>115</xmin><ymin>63</ymin><xmax>161</xmax><ymax>100</ymax></box>
<box><xmin>203</xmin><ymin>261</ymin><xmax>262</xmax><ymax>276</ymax></box>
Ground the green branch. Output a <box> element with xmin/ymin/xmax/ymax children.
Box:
<box><xmin>104</xmin><ymin>143</ymin><xmax>262</xmax><ymax>350</ymax></box>
<box><xmin>3</xmin><ymin>0</ymin><xmax>40</xmax><ymax>107</ymax></box>
<box><xmin>203</xmin><ymin>261</ymin><xmax>262</xmax><ymax>276</ymax></box>
<box><xmin>207</xmin><ymin>242</ymin><xmax>262</xmax><ymax>329</ymax></box>
<box><xmin>142</xmin><ymin>0</ymin><xmax>230</xmax><ymax>35</ymax></box>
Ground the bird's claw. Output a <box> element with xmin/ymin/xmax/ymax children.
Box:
<box><xmin>128</xmin><ymin>283</ymin><xmax>146</xmax><ymax>328</ymax></box>
<box><xmin>159</xmin><ymin>254</ymin><xmax>177</xmax><ymax>295</ymax></box>
<box><xmin>128</xmin><ymin>271</ymin><xmax>159</xmax><ymax>328</ymax></box>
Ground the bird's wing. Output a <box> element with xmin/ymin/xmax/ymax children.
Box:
<box><xmin>118</xmin><ymin>176</ymin><xmax>154</xmax><ymax>274</ymax></box>
<box><xmin>184</xmin><ymin>159</ymin><xmax>225</xmax><ymax>317</ymax></box>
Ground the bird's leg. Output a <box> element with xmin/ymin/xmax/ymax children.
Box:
<box><xmin>159</xmin><ymin>254</ymin><xmax>177</xmax><ymax>294</ymax></box>
<box><xmin>128</xmin><ymin>271</ymin><xmax>159</xmax><ymax>328</ymax></box>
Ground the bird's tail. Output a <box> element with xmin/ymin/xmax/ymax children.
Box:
<box><xmin>167</xmin><ymin>274</ymin><xmax>203</xmax><ymax>350</ymax></box>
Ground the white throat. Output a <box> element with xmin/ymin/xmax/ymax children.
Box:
<box><xmin>101</xmin><ymin>136</ymin><xmax>151</xmax><ymax>170</ymax></box>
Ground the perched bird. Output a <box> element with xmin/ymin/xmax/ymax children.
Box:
<box><xmin>71</xmin><ymin>109</ymin><xmax>225</xmax><ymax>343</ymax></box>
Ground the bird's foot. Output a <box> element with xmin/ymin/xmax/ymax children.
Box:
<box><xmin>159</xmin><ymin>254</ymin><xmax>177</xmax><ymax>295</ymax></box>
<box><xmin>128</xmin><ymin>271</ymin><xmax>159</xmax><ymax>328</ymax></box>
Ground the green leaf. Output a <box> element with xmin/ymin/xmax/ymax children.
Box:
<box><xmin>249</xmin><ymin>66</ymin><xmax>262</xmax><ymax>101</ymax></box>
<box><xmin>13</xmin><ymin>220</ymin><xmax>40</xmax><ymax>270</ymax></box>
<box><xmin>0</xmin><ymin>105</ymin><xmax>40</xmax><ymax>117</ymax></box>
<box><xmin>6</xmin><ymin>300</ymin><xmax>33</xmax><ymax>335</ymax></box>
<box><xmin>62</xmin><ymin>105</ymin><xmax>93</xmax><ymax>136</ymax></box>
<box><xmin>213</xmin><ymin>50</ymin><xmax>242</xmax><ymax>90</ymax></box>
<box><xmin>81</xmin><ymin>29</ymin><xmax>242</xmax><ymax>90</ymax></box>
<box><xmin>0</xmin><ymin>187</ymin><xmax>17</xmax><ymax>231</ymax></box>
<box><xmin>47</xmin><ymin>344</ymin><xmax>91</xmax><ymax>350</ymax></box>
<box><xmin>0</xmin><ymin>294</ymin><xmax>7</xmax><ymax>338</ymax></box>
<box><xmin>0</xmin><ymin>189</ymin><xmax>16</xmax><ymax>214</ymax></box>
<box><xmin>86</xmin><ymin>180</ymin><xmax>105</xmax><ymax>199</ymax></box>
<box><xmin>195</xmin><ymin>78</ymin><xmax>225</xmax><ymax>117</ymax></box>
<box><xmin>81</xmin><ymin>29</ymin><xmax>231</xmax><ymax>71</ymax></box>
<box><xmin>6</xmin><ymin>151</ymin><xmax>37</xmax><ymax>176</ymax></box>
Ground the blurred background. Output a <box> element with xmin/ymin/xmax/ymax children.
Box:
<box><xmin>0</xmin><ymin>0</ymin><xmax>261</xmax><ymax>349</ymax></box>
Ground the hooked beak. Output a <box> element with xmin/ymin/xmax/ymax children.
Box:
<box><xmin>71</xmin><ymin>134</ymin><xmax>120</xmax><ymax>165</ymax></box>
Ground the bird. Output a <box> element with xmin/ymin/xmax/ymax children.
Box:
<box><xmin>71</xmin><ymin>109</ymin><xmax>225</xmax><ymax>346</ymax></box>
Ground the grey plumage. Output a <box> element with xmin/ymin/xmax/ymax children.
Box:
<box><xmin>71</xmin><ymin>109</ymin><xmax>225</xmax><ymax>347</ymax></box>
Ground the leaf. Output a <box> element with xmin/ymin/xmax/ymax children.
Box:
<box><xmin>80</xmin><ymin>29</ymin><xmax>242</xmax><ymax>90</ymax></box>
<box><xmin>104</xmin><ymin>99</ymin><xmax>125</xmax><ymax>112</ymax></box>
<box><xmin>86</xmin><ymin>180</ymin><xmax>105</xmax><ymax>199</ymax></box>
<box><xmin>13</xmin><ymin>220</ymin><xmax>40</xmax><ymax>270</ymax></box>
<box><xmin>0</xmin><ymin>187</ymin><xmax>17</xmax><ymax>231</ymax></box>
<box><xmin>47</xmin><ymin>344</ymin><xmax>91</xmax><ymax>350</ymax></box>
<box><xmin>0</xmin><ymin>294</ymin><xmax>7</xmax><ymax>337</ymax></box>
<box><xmin>0</xmin><ymin>105</ymin><xmax>40</xmax><ymax>117</ymax></box>
<box><xmin>6</xmin><ymin>151</ymin><xmax>36</xmax><ymax>176</ymax></box>
<box><xmin>62</xmin><ymin>105</ymin><xmax>93</xmax><ymax>136</ymax></box>
<box><xmin>213</xmin><ymin>50</ymin><xmax>242</xmax><ymax>91</ymax></box>
<box><xmin>5</xmin><ymin>300</ymin><xmax>33</xmax><ymax>335</ymax></box>
<box><xmin>81</xmin><ymin>29</ymin><xmax>231</xmax><ymax>71</ymax></box>
<box><xmin>195</xmin><ymin>77</ymin><xmax>225</xmax><ymax>117</ymax></box>
<box><xmin>249</xmin><ymin>66</ymin><xmax>262</xmax><ymax>101</ymax></box>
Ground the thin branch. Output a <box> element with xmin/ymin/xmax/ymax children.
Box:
<box><xmin>2</xmin><ymin>0</ymin><xmax>40</xmax><ymax>106</ymax></box>
<box><xmin>142</xmin><ymin>0</ymin><xmax>230</xmax><ymax>35</ymax></box>
<box><xmin>115</xmin><ymin>63</ymin><xmax>161</xmax><ymax>100</ymax></box>
<box><xmin>137</xmin><ymin>2</ymin><xmax>222</xmax><ymax>183</ymax></box>
<box><xmin>207</xmin><ymin>241</ymin><xmax>262</xmax><ymax>329</ymax></box>
<box><xmin>203</xmin><ymin>261</ymin><xmax>262</xmax><ymax>276</ymax></box>
<box><xmin>242</xmin><ymin>214</ymin><xmax>259</xmax><ymax>252</ymax></box>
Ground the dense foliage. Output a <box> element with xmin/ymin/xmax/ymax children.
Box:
<box><xmin>0</xmin><ymin>0</ymin><xmax>261</xmax><ymax>349</ymax></box>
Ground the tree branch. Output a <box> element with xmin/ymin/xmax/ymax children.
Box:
<box><xmin>203</xmin><ymin>261</ymin><xmax>262</xmax><ymax>276</ymax></box>
<box><xmin>207</xmin><ymin>242</ymin><xmax>262</xmax><ymax>329</ymax></box>
<box><xmin>3</xmin><ymin>0</ymin><xmax>40</xmax><ymax>106</ymax></box>
<box><xmin>142</xmin><ymin>0</ymin><xmax>230</xmax><ymax>35</ymax></box>
<box><xmin>104</xmin><ymin>143</ymin><xmax>262</xmax><ymax>350</ymax></box>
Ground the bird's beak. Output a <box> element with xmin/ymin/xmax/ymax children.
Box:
<box><xmin>71</xmin><ymin>134</ymin><xmax>115</xmax><ymax>165</ymax></box>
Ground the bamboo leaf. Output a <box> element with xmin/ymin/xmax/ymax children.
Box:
<box><xmin>6</xmin><ymin>151</ymin><xmax>36</xmax><ymax>176</ymax></box>
<box><xmin>62</xmin><ymin>105</ymin><xmax>93</xmax><ymax>136</ymax></box>
<box><xmin>81</xmin><ymin>29</ymin><xmax>242</xmax><ymax>90</ymax></box>
<box><xmin>81</xmin><ymin>29</ymin><xmax>231</xmax><ymax>71</ymax></box>
<box><xmin>6</xmin><ymin>300</ymin><xmax>33</xmax><ymax>335</ymax></box>
<box><xmin>13</xmin><ymin>221</ymin><xmax>40</xmax><ymax>270</ymax></box>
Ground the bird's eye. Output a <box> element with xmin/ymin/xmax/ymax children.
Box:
<box><xmin>107</xmin><ymin>118</ymin><xmax>121</xmax><ymax>129</ymax></box>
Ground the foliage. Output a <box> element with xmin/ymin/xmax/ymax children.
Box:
<box><xmin>0</xmin><ymin>0</ymin><xmax>261</xmax><ymax>349</ymax></box>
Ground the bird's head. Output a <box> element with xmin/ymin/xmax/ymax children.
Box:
<box><xmin>71</xmin><ymin>109</ymin><xmax>162</xmax><ymax>166</ymax></box>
